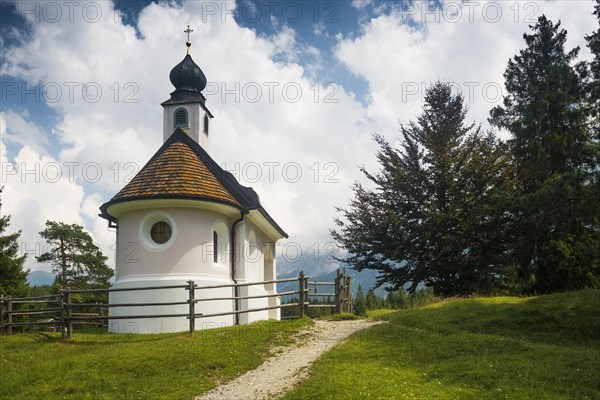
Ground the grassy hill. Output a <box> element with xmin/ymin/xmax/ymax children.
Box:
<box><xmin>282</xmin><ymin>289</ymin><xmax>600</xmax><ymax>399</ymax></box>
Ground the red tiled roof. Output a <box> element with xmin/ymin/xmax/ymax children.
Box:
<box><xmin>111</xmin><ymin>140</ymin><xmax>240</xmax><ymax>207</ymax></box>
<box><xmin>101</xmin><ymin>129</ymin><xmax>287</xmax><ymax>238</ymax></box>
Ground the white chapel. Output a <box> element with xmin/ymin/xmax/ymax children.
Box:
<box><xmin>99</xmin><ymin>27</ymin><xmax>287</xmax><ymax>334</ymax></box>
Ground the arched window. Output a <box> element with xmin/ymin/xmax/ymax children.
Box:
<box><xmin>212</xmin><ymin>222</ymin><xmax>229</xmax><ymax>266</ymax></box>
<box><xmin>174</xmin><ymin>107</ymin><xmax>188</xmax><ymax>129</ymax></box>
<box><xmin>203</xmin><ymin>114</ymin><xmax>209</xmax><ymax>135</ymax></box>
<box><xmin>213</xmin><ymin>231</ymin><xmax>218</xmax><ymax>264</ymax></box>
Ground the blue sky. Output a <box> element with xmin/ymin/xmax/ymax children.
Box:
<box><xmin>0</xmin><ymin>0</ymin><xmax>597</xmax><ymax>275</ymax></box>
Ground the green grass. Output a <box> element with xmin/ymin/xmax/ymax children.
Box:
<box><xmin>366</xmin><ymin>309</ymin><xmax>402</xmax><ymax>319</ymax></box>
<box><xmin>282</xmin><ymin>290</ymin><xmax>600</xmax><ymax>400</ymax></box>
<box><xmin>0</xmin><ymin>318</ymin><xmax>312</xmax><ymax>400</ymax></box>
<box><xmin>322</xmin><ymin>312</ymin><xmax>358</xmax><ymax>321</ymax></box>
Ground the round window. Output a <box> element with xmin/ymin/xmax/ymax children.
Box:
<box><xmin>150</xmin><ymin>221</ymin><xmax>172</xmax><ymax>244</ymax></box>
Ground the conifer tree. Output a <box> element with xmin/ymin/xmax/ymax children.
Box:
<box><xmin>396</xmin><ymin>288</ymin><xmax>407</xmax><ymax>308</ymax></box>
<box><xmin>353</xmin><ymin>285</ymin><xmax>367</xmax><ymax>316</ymax></box>
<box><xmin>365</xmin><ymin>289</ymin><xmax>378</xmax><ymax>310</ymax></box>
<box><xmin>585</xmin><ymin>0</ymin><xmax>600</xmax><ymax>191</ymax></box>
<box><xmin>490</xmin><ymin>16</ymin><xmax>600</xmax><ymax>291</ymax></box>
<box><xmin>586</xmin><ymin>1</ymin><xmax>600</xmax><ymax>257</ymax></box>
<box><xmin>37</xmin><ymin>221</ymin><xmax>113</xmax><ymax>290</ymax></box>
<box><xmin>0</xmin><ymin>188</ymin><xmax>28</xmax><ymax>296</ymax></box>
<box><xmin>586</xmin><ymin>0</ymin><xmax>600</xmax><ymax>134</ymax></box>
<box><xmin>333</xmin><ymin>81</ymin><xmax>511</xmax><ymax>296</ymax></box>
<box><xmin>386</xmin><ymin>291</ymin><xmax>397</xmax><ymax>308</ymax></box>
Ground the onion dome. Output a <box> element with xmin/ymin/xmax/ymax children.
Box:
<box><xmin>169</xmin><ymin>54</ymin><xmax>207</xmax><ymax>93</ymax></box>
<box><xmin>169</xmin><ymin>25</ymin><xmax>207</xmax><ymax>94</ymax></box>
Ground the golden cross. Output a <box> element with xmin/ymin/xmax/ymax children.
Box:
<box><xmin>184</xmin><ymin>25</ymin><xmax>193</xmax><ymax>41</ymax></box>
<box><xmin>184</xmin><ymin>25</ymin><xmax>193</xmax><ymax>54</ymax></box>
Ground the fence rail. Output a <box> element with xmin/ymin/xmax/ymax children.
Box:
<box><xmin>0</xmin><ymin>269</ymin><xmax>351</xmax><ymax>338</ymax></box>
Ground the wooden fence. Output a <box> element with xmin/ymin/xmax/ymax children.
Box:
<box><xmin>305</xmin><ymin>268</ymin><xmax>353</xmax><ymax>314</ymax></box>
<box><xmin>0</xmin><ymin>269</ymin><xmax>352</xmax><ymax>338</ymax></box>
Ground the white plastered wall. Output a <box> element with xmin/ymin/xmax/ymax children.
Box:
<box><xmin>109</xmin><ymin>207</ymin><xmax>235</xmax><ymax>333</ymax></box>
<box><xmin>236</xmin><ymin>220</ymin><xmax>278</xmax><ymax>324</ymax></box>
<box><xmin>162</xmin><ymin>103</ymin><xmax>210</xmax><ymax>151</ymax></box>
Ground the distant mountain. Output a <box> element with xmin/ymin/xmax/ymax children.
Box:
<box><xmin>346</xmin><ymin>268</ymin><xmax>391</xmax><ymax>296</ymax></box>
<box><xmin>276</xmin><ymin>249</ymin><xmax>341</xmax><ymax>278</ymax></box>
<box><xmin>277</xmin><ymin>252</ymin><xmax>390</xmax><ymax>300</ymax></box>
<box><xmin>27</xmin><ymin>270</ymin><xmax>55</xmax><ymax>286</ymax></box>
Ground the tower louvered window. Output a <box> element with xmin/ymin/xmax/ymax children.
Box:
<box><xmin>203</xmin><ymin>114</ymin><xmax>209</xmax><ymax>135</ymax></box>
<box><xmin>174</xmin><ymin>107</ymin><xmax>188</xmax><ymax>128</ymax></box>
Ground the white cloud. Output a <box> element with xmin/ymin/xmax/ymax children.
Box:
<box><xmin>1</xmin><ymin>0</ymin><xmax>370</xmax><ymax>273</ymax></box>
<box><xmin>1</xmin><ymin>113</ymin><xmax>117</xmax><ymax>274</ymax></box>
<box><xmin>1</xmin><ymin>0</ymin><xmax>596</xmax><ymax>278</ymax></box>
<box><xmin>1</xmin><ymin>112</ymin><xmax>89</xmax><ymax>273</ymax></box>
<box><xmin>336</xmin><ymin>0</ymin><xmax>597</xmax><ymax>142</ymax></box>
<box><xmin>2</xmin><ymin>110</ymin><xmax>50</xmax><ymax>155</ymax></box>
<box><xmin>351</xmin><ymin>0</ymin><xmax>374</xmax><ymax>10</ymax></box>
<box><xmin>313</xmin><ymin>21</ymin><xmax>326</xmax><ymax>37</ymax></box>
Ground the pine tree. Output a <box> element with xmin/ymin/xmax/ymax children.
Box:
<box><xmin>490</xmin><ymin>16</ymin><xmax>600</xmax><ymax>292</ymax></box>
<box><xmin>0</xmin><ymin>189</ymin><xmax>28</xmax><ymax>296</ymax></box>
<box><xmin>365</xmin><ymin>289</ymin><xmax>378</xmax><ymax>310</ymax></box>
<box><xmin>353</xmin><ymin>285</ymin><xmax>367</xmax><ymax>316</ymax></box>
<box><xmin>333</xmin><ymin>81</ymin><xmax>511</xmax><ymax>296</ymax></box>
<box><xmin>37</xmin><ymin>221</ymin><xmax>113</xmax><ymax>290</ymax></box>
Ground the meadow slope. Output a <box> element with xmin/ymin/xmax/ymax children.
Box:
<box><xmin>283</xmin><ymin>290</ymin><xmax>600</xmax><ymax>400</ymax></box>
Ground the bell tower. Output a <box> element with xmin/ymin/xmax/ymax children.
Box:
<box><xmin>161</xmin><ymin>25</ymin><xmax>213</xmax><ymax>151</ymax></box>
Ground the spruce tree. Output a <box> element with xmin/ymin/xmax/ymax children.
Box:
<box><xmin>587</xmin><ymin>1</ymin><xmax>600</xmax><ymax>256</ymax></box>
<box><xmin>353</xmin><ymin>285</ymin><xmax>367</xmax><ymax>316</ymax></box>
<box><xmin>585</xmin><ymin>0</ymin><xmax>600</xmax><ymax>179</ymax></box>
<box><xmin>365</xmin><ymin>289</ymin><xmax>378</xmax><ymax>310</ymax></box>
<box><xmin>490</xmin><ymin>16</ymin><xmax>600</xmax><ymax>292</ymax></box>
<box><xmin>586</xmin><ymin>0</ymin><xmax>600</xmax><ymax>133</ymax></box>
<box><xmin>333</xmin><ymin>81</ymin><xmax>511</xmax><ymax>296</ymax></box>
<box><xmin>386</xmin><ymin>291</ymin><xmax>397</xmax><ymax>308</ymax></box>
<box><xmin>0</xmin><ymin>189</ymin><xmax>28</xmax><ymax>296</ymax></box>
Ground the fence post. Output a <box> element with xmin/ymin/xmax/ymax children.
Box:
<box><xmin>346</xmin><ymin>274</ymin><xmax>352</xmax><ymax>313</ymax></box>
<box><xmin>96</xmin><ymin>302</ymin><xmax>102</xmax><ymax>328</ymax></box>
<box><xmin>59</xmin><ymin>291</ymin><xmax>65</xmax><ymax>339</ymax></box>
<box><xmin>0</xmin><ymin>296</ymin><xmax>4</xmax><ymax>336</ymax></box>
<box><xmin>188</xmin><ymin>280</ymin><xmax>195</xmax><ymax>334</ymax></box>
<box><xmin>298</xmin><ymin>272</ymin><xmax>305</xmax><ymax>318</ymax></box>
<box><xmin>6</xmin><ymin>297</ymin><xmax>12</xmax><ymax>336</ymax></box>
<box><xmin>65</xmin><ymin>290</ymin><xmax>72</xmax><ymax>339</ymax></box>
<box><xmin>334</xmin><ymin>269</ymin><xmax>341</xmax><ymax>314</ymax></box>
<box><xmin>304</xmin><ymin>273</ymin><xmax>309</xmax><ymax>317</ymax></box>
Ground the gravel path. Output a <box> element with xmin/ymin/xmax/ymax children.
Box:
<box><xmin>195</xmin><ymin>319</ymin><xmax>383</xmax><ymax>400</ymax></box>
